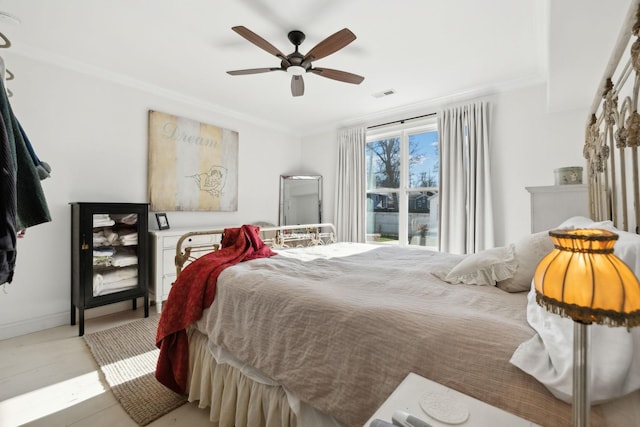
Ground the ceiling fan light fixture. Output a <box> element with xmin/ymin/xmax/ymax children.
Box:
<box><xmin>287</xmin><ymin>65</ymin><xmax>306</xmax><ymax>76</ymax></box>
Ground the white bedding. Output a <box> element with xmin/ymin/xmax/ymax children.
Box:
<box><xmin>172</xmin><ymin>232</ymin><xmax>640</xmax><ymax>427</ymax></box>
<box><xmin>191</xmin><ymin>242</ymin><xmax>579</xmax><ymax>426</ymax></box>
<box><xmin>511</xmin><ymin>282</ymin><xmax>640</xmax><ymax>403</ymax></box>
<box><xmin>510</xmin><ymin>216</ymin><xmax>640</xmax><ymax>404</ymax></box>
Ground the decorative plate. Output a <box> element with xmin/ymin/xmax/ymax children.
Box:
<box><xmin>419</xmin><ymin>389</ymin><xmax>470</xmax><ymax>425</ymax></box>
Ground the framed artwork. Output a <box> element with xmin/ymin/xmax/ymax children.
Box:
<box><xmin>147</xmin><ymin>110</ymin><xmax>239</xmax><ymax>212</ymax></box>
<box><xmin>155</xmin><ymin>213</ymin><xmax>170</xmax><ymax>230</ymax></box>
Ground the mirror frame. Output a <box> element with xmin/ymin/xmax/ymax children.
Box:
<box><xmin>279</xmin><ymin>175</ymin><xmax>322</xmax><ymax>226</ymax></box>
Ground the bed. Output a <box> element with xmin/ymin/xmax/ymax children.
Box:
<box><xmin>154</xmin><ymin>2</ymin><xmax>640</xmax><ymax>426</ymax></box>
<box><xmin>154</xmin><ymin>220</ymin><xmax>640</xmax><ymax>427</ymax></box>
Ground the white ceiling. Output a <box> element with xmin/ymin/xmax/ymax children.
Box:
<box><xmin>0</xmin><ymin>0</ymin><xmax>632</xmax><ymax>135</ymax></box>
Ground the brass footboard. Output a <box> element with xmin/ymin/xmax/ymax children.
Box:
<box><xmin>174</xmin><ymin>223</ymin><xmax>337</xmax><ymax>276</ymax></box>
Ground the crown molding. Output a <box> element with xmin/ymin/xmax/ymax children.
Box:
<box><xmin>9</xmin><ymin>44</ymin><xmax>296</xmax><ymax>136</ymax></box>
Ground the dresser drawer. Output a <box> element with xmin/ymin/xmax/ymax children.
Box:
<box><xmin>162</xmin><ymin>250</ymin><xmax>177</xmax><ymax>275</ymax></box>
<box><xmin>184</xmin><ymin>233</ymin><xmax>221</xmax><ymax>246</ymax></box>
<box><xmin>163</xmin><ymin>234</ymin><xmax>182</xmax><ymax>249</ymax></box>
<box><xmin>163</xmin><ymin>273</ymin><xmax>176</xmax><ymax>298</ymax></box>
<box><xmin>165</xmin><ymin>232</ymin><xmax>220</xmax><ymax>249</ymax></box>
<box><xmin>526</xmin><ymin>185</ymin><xmax>588</xmax><ymax>232</ymax></box>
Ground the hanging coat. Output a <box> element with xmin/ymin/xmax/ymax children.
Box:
<box><xmin>0</xmin><ymin>103</ymin><xmax>16</xmax><ymax>284</ymax></box>
<box><xmin>0</xmin><ymin>77</ymin><xmax>51</xmax><ymax>285</ymax></box>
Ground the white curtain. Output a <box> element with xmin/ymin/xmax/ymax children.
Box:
<box><xmin>438</xmin><ymin>101</ymin><xmax>494</xmax><ymax>254</ymax></box>
<box><xmin>334</xmin><ymin>127</ymin><xmax>366</xmax><ymax>242</ymax></box>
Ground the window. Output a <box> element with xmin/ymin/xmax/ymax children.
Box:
<box><xmin>366</xmin><ymin>120</ymin><xmax>439</xmax><ymax>249</ymax></box>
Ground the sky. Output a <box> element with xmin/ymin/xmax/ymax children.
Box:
<box><xmin>366</xmin><ymin>129</ymin><xmax>439</xmax><ymax>190</ymax></box>
<box><xmin>408</xmin><ymin>130</ymin><xmax>439</xmax><ymax>188</ymax></box>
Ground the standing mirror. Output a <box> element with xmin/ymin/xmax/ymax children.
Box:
<box><xmin>279</xmin><ymin>175</ymin><xmax>322</xmax><ymax>226</ymax></box>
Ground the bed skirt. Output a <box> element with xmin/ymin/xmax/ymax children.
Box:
<box><xmin>185</xmin><ymin>328</ymin><xmax>346</xmax><ymax>427</ymax></box>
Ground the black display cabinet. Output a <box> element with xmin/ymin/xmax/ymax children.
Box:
<box><xmin>70</xmin><ymin>202</ymin><xmax>149</xmax><ymax>336</ymax></box>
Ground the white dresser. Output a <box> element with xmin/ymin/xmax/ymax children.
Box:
<box><xmin>149</xmin><ymin>227</ymin><xmax>222</xmax><ymax>313</ymax></box>
<box><xmin>526</xmin><ymin>184</ymin><xmax>589</xmax><ymax>233</ymax></box>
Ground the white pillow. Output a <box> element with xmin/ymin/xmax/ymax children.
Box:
<box><xmin>556</xmin><ymin>217</ymin><xmax>640</xmax><ymax>278</ymax></box>
<box><xmin>496</xmin><ymin>231</ymin><xmax>555</xmax><ymax>293</ymax></box>
<box><xmin>443</xmin><ymin>245</ymin><xmax>517</xmax><ymax>286</ymax></box>
<box><xmin>429</xmin><ymin>253</ymin><xmax>466</xmax><ymax>282</ymax></box>
<box><xmin>556</xmin><ymin>215</ymin><xmax>596</xmax><ymax>229</ymax></box>
<box><xmin>556</xmin><ymin>215</ymin><xmax>614</xmax><ymax>230</ymax></box>
<box><xmin>591</xmin><ymin>223</ymin><xmax>640</xmax><ymax>278</ymax></box>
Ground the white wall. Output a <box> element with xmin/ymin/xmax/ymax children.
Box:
<box><xmin>301</xmin><ymin>82</ymin><xmax>589</xmax><ymax>248</ymax></box>
<box><xmin>0</xmin><ymin>60</ymin><xmax>590</xmax><ymax>339</ymax></box>
<box><xmin>492</xmin><ymin>83</ymin><xmax>587</xmax><ymax>245</ymax></box>
<box><xmin>299</xmin><ymin>132</ymin><xmax>338</xmax><ymax>225</ymax></box>
<box><xmin>0</xmin><ymin>55</ymin><xmax>302</xmax><ymax>339</ymax></box>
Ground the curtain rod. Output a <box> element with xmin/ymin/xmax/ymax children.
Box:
<box><xmin>367</xmin><ymin>112</ymin><xmax>436</xmax><ymax>130</ymax></box>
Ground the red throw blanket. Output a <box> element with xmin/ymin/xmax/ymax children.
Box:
<box><xmin>155</xmin><ymin>224</ymin><xmax>275</xmax><ymax>393</ymax></box>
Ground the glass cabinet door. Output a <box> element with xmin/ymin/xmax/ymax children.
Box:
<box><xmin>91</xmin><ymin>212</ymin><xmax>140</xmax><ymax>297</ymax></box>
<box><xmin>70</xmin><ymin>202</ymin><xmax>149</xmax><ymax>336</ymax></box>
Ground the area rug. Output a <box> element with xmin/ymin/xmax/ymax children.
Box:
<box><xmin>83</xmin><ymin>316</ymin><xmax>187</xmax><ymax>425</ymax></box>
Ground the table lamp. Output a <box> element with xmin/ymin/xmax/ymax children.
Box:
<box><xmin>533</xmin><ymin>228</ymin><xmax>640</xmax><ymax>427</ymax></box>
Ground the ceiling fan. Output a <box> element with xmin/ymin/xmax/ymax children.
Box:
<box><xmin>226</xmin><ymin>26</ymin><xmax>365</xmax><ymax>97</ymax></box>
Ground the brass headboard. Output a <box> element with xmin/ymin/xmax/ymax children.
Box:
<box><xmin>174</xmin><ymin>223</ymin><xmax>337</xmax><ymax>276</ymax></box>
<box><xmin>585</xmin><ymin>0</ymin><xmax>640</xmax><ymax>233</ymax></box>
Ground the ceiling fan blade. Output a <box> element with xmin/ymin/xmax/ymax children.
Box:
<box><xmin>303</xmin><ymin>28</ymin><xmax>356</xmax><ymax>62</ymax></box>
<box><xmin>291</xmin><ymin>75</ymin><xmax>304</xmax><ymax>97</ymax></box>
<box><xmin>232</xmin><ymin>26</ymin><xmax>291</xmax><ymax>66</ymax></box>
<box><xmin>310</xmin><ymin>68</ymin><xmax>364</xmax><ymax>84</ymax></box>
<box><xmin>227</xmin><ymin>67</ymin><xmax>282</xmax><ymax>76</ymax></box>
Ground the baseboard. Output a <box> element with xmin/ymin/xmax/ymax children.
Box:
<box><xmin>0</xmin><ymin>297</ymin><xmax>149</xmax><ymax>340</ymax></box>
<box><xmin>0</xmin><ymin>311</ymin><xmax>69</xmax><ymax>341</ymax></box>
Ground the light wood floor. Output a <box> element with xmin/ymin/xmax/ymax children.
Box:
<box><xmin>0</xmin><ymin>309</ymin><xmax>213</xmax><ymax>427</ymax></box>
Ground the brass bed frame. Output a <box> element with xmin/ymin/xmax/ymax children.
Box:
<box><xmin>586</xmin><ymin>0</ymin><xmax>640</xmax><ymax>232</ymax></box>
<box><xmin>174</xmin><ymin>223</ymin><xmax>336</xmax><ymax>275</ymax></box>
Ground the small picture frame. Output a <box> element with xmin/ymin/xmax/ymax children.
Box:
<box><xmin>155</xmin><ymin>212</ymin><xmax>170</xmax><ymax>230</ymax></box>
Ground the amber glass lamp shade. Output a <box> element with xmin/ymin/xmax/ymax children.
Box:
<box><xmin>534</xmin><ymin>228</ymin><xmax>640</xmax><ymax>327</ymax></box>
